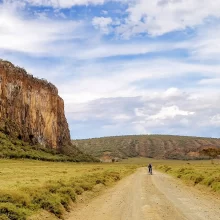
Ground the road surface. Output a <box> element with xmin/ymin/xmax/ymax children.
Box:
<box><xmin>67</xmin><ymin>168</ymin><xmax>220</xmax><ymax>220</ymax></box>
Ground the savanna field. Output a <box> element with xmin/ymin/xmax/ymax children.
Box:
<box><xmin>0</xmin><ymin>158</ymin><xmax>219</xmax><ymax>220</ymax></box>
<box><xmin>0</xmin><ymin>160</ymin><xmax>138</xmax><ymax>220</ymax></box>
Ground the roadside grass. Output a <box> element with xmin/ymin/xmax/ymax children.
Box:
<box><xmin>122</xmin><ymin>158</ymin><xmax>220</xmax><ymax>192</ymax></box>
<box><xmin>156</xmin><ymin>162</ymin><xmax>220</xmax><ymax>192</ymax></box>
<box><xmin>0</xmin><ymin>160</ymin><xmax>138</xmax><ymax>219</ymax></box>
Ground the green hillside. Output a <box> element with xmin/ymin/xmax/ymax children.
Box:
<box><xmin>0</xmin><ymin>131</ymin><xmax>97</xmax><ymax>162</ymax></box>
<box><xmin>73</xmin><ymin>135</ymin><xmax>220</xmax><ymax>160</ymax></box>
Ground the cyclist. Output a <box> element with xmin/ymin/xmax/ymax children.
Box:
<box><xmin>148</xmin><ymin>163</ymin><xmax>152</xmax><ymax>175</ymax></box>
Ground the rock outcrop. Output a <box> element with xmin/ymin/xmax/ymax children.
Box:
<box><xmin>0</xmin><ymin>60</ymin><xmax>71</xmax><ymax>149</ymax></box>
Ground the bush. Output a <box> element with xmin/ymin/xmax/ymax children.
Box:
<box><xmin>32</xmin><ymin>193</ymin><xmax>64</xmax><ymax>218</ymax></box>
<box><xmin>0</xmin><ymin>214</ymin><xmax>10</xmax><ymax>220</ymax></box>
<box><xmin>194</xmin><ymin>175</ymin><xmax>204</xmax><ymax>185</ymax></box>
<box><xmin>0</xmin><ymin>203</ymin><xmax>29</xmax><ymax>220</ymax></box>
<box><xmin>0</xmin><ymin>191</ymin><xmax>31</xmax><ymax>207</ymax></box>
<box><xmin>73</xmin><ymin>186</ymin><xmax>84</xmax><ymax>195</ymax></box>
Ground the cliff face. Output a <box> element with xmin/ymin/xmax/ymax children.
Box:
<box><xmin>0</xmin><ymin>60</ymin><xmax>71</xmax><ymax>149</ymax></box>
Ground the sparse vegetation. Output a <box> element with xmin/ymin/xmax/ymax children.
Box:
<box><xmin>156</xmin><ymin>161</ymin><xmax>220</xmax><ymax>192</ymax></box>
<box><xmin>0</xmin><ymin>160</ymin><xmax>138</xmax><ymax>219</ymax></box>
<box><xmin>73</xmin><ymin>135</ymin><xmax>220</xmax><ymax>160</ymax></box>
<box><xmin>200</xmin><ymin>148</ymin><xmax>220</xmax><ymax>159</ymax></box>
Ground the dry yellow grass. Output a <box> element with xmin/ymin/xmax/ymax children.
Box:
<box><xmin>0</xmin><ymin>159</ymin><xmax>138</xmax><ymax>219</ymax></box>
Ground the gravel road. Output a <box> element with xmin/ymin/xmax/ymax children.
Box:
<box><xmin>67</xmin><ymin>168</ymin><xmax>220</xmax><ymax>220</ymax></box>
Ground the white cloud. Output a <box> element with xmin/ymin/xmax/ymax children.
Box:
<box><xmin>189</xmin><ymin>26</ymin><xmax>220</xmax><ymax>60</ymax></box>
<box><xmin>163</xmin><ymin>88</ymin><xmax>183</xmax><ymax>98</ymax></box>
<box><xmin>92</xmin><ymin>17</ymin><xmax>112</xmax><ymax>34</ymax></box>
<box><xmin>113</xmin><ymin>114</ymin><xmax>131</xmax><ymax>121</ymax></box>
<box><xmin>57</xmin><ymin>59</ymin><xmax>220</xmax><ymax>105</ymax></box>
<box><xmin>198</xmin><ymin>78</ymin><xmax>220</xmax><ymax>86</ymax></box>
<box><xmin>0</xmin><ymin>5</ymin><xmax>83</xmax><ymax>55</ymax></box>
<box><xmin>210</xmin><ymin>114</ymin><xmax>220</xmax><ymax>126</ymax></box>
<box><xmin>133</xmin><ymin>124</ymin><xmax>149</xmax><ymax>134</ymax></box>
<box><xmin>116</xmin><ymin>0</ymin><xmax>220</xmax><ymax>37</ymax></box>
<box><xmin>66</xmin><ymin>88</ymin><xmax>220</xmax><ymax>138</ymax></box>
<box><xmin>148</xmin><ymin>105</ymin><xmax>194</xmax><ymax>120</ymax></box>
<box><xmin>76</xmin><ymin>41</ymin><xmax>189</xmax><ymax>59</ymax></box>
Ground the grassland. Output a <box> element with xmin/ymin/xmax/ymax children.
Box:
<box><xmin>1</xmin><ymin>157</ymin><xmax>219</xmax><ymax>220</ymax></box>
<box><xmin>0</xmin><ymin>160</ymin><xmax>138</xmax><ymax>220</ymax></box>
<box><xmin>122</xmin><ymin>157</ymin><xmax>220</xmax><ymax>193</ymax></box>
<box><xmin>156</xmin><ymin>161</ymin><xmax>220</xmax><ymax>192</ymax></box>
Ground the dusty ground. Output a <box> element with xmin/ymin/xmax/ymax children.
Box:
<box><xmin>67</xmin><ymin>168</ymin><xmax>220</xmax><ymax>220</ymax></box>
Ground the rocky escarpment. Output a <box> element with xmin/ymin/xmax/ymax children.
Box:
<box><xmin>73</xmin><ymin>135</ymin><xmax>220</xmax><ymax>160</ymax></box>
<box><xmin>0</xmin><ymin>60</ymin><xmax>71</xmax><ymax>149</ymax></box>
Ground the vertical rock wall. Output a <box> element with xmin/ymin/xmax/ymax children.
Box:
<box><xmin>0</xmin><ymin>60</ymin><xmax>71</xmax><ymax>149</ymax></box>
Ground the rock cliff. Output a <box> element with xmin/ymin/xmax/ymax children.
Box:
<box><xmin>0</xmin><ymin>59</ymin><xmax>71</xmax><ymax>149</ymax></box>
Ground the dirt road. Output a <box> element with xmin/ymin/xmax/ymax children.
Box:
<box><xmin>67</xmin><ymin>168</ymin><xmax>220</xmax><ymax>220</ymax></box>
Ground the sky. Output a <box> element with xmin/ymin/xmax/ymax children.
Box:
<box><xmin>1</xmin><ymin>0</ymin><xmax>220</xmax><ymax>139</ymax></box>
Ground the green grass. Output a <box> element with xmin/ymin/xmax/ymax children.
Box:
<box><xmin>156</xmin><ymin>161</ymin><xmax>220</xmax><ymax>192</ymax></box>
<box><xmin>0</xmin><ymin>159</ymin><xmax>138</xmax><ymax>219</ymax></box>
<box><xmin>0</xmin><ymin>132</ymin><xmax>96</xmax><ymax>162</ymax></box>
<box><xmin>122</xmin><ymin>157</ymin><xmax>220</xmax><ymax>193</ymax></box>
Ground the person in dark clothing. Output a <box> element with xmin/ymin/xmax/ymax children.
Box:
<box><xmin>148</xmin><ymin>163</ymin><xmax>152</xmax><ymax>174</ymax></box>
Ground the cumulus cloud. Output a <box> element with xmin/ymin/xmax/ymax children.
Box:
<box><xmin>148</xmin><ymin>106</ymin><xmax>194</xmax><ymax>120</ymax></box>
<box><xmin>116</xmin><ymin>0</ymin><xmax>220</xmax><ymax>37</ymax></box>
<box><xmin>67</xmin><ymin>88</ymin><xmax>220</xmax><ymax>138</ymax></box>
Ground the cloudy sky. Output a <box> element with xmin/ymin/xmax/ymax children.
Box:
<box><xmin>1</xmin><ymin>0</ymin><xmax>220</xmax><ymax>139</ymax></box>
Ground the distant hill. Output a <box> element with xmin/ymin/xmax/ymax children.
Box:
<box><xmin>73</xmin><ymin>135</ymin><xmax>220</xmax><ymax>161</ymax></box>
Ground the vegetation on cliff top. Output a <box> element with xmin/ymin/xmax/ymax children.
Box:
<box><xmin>0</xmin><ymin>59</ymin><xmax>58</xmax><ymax>94</ymax></box>
<box><xmin>0</xmin><ymin>131</ymin><xmax>97</xmax><ymax>162</ymax></box>
<box><xmin>73</xmin><ymin>135</ymin><xmax>220</xmax><ymax>160</ymax></box>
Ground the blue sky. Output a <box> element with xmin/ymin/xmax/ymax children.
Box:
<box><xmin>1</xmin><ymin>0</ymin><xmax>220</xmax><ymax>139</ymax></box>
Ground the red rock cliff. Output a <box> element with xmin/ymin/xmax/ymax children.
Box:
<box><xmin>0</xmin><ymin>60</ymin><xmax>71</xmax><ymax>149</ymax></box>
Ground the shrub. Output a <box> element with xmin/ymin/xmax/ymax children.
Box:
<box><xmin>73</xmin><ymin>186</ymin><xmax>84</xmax><ymax>195</ymax></box>
<box><xmin>0</xmin><ymin>191</ymin><xmax>31</xmax><ymax>207</ymax></box>
<box><xmin>0</xmin><ymin>214</ymin><xmax>10</xmax><ymax>220</ymax></box>
<box><xmin>194</xmin><ymin>175</ymin><xmax>204</xmax><ymax>185</ymax></box>
<box><xmin>57</xmin><ymin>187</ymin><xmax>76</xmax><ymax>202</ymax></box>
<box><xmin>0</xmin><ymin>203</ymin><xmax>29</xmax><ymax>220</ymax></box>
<box><xmin>32</xmin><ymin>193</ymin><xmax>64</xmax><ymax>218</ymax></box>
